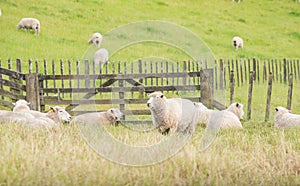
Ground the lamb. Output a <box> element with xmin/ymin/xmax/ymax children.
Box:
<box><xmin>94</xmin><ymin>48</ymin><xmax>109</xmax><ymax>69</ymax></box>
<box><xmin>232</xmin><ymin>36</ymin><xmax>243</xmax><ymax>50</ymax></box>
<box><xmin>70</xmin><ymin>108</ymin><xmax>123</xmax><ymax>125</ymax></box>
<box><xmin>196</xmin><ymin>102</ymin><xmax>244</xmax><ymax>129</ymax></box>
<box><xmin>147</xmin><ymin>92</ymin><xmax>199</xmax><ymax>135</ymax></box>
<box><xmin>17</xmin><ymin>18</ymin><xmax>40</xmax><ymax>35</ymax></box>
<box><xmin>274</xmin><ymin>106</ymin><xmax>300</xmax><ymax>129</ymax></box>
<box><xmin>88</xmin><ymin>32</ymin><xmax>103</xmax><ymax>48</ymax></box>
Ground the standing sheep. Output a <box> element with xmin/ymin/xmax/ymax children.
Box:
<box><xmin>147</xmin><ymin>92</ymin><xmax>199</xmax><ymax>135</ymax></box>
<box><xmin>274</xmin><ymin>106</ymin><xmax>300</xmax><ymax>129</ymax></box>
<box><xmin>232</xmin><ymin>36</ymin><xmax>243</xmax><ymax>50</ymax></box>
<box><xmin>94</xmin><ymin>48</ymin><xmax>109</xmax><ymax>69</ymax></box>
<box><xmin>196</xmin><ymin>102</ymin><xmax>244</xmax><ymax>129</ymax></box>
<box><xmin>17</xmin><ymin>18</ymin><xmax>40</xmax><ymax>35</ymax></box>
<box><xmin>88</xmin><ymin>32</ymin><xmax>103</xmax><ymax>48</ymax></box>
<box><xmin>71</xmin><ymin>108</ymin><xmax>123</xmax><ymax>125</ymax></box>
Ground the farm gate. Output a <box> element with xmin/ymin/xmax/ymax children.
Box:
<box><xmin>0</xmin><ymin>59</ymin><xmax>224</xmax><ymax>124</ymax></box>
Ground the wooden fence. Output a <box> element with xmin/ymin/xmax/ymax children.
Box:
<box><xmin>0</xmin><ymin>58</ymin><xmax>298</xmax><ymax>123</ymax></box>
<box><xmin>0</xmin><ymin>59</ymin><xmax>223</xmax><ymax>124</ymax></box>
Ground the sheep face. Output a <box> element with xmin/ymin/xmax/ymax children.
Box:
<box><xmin>147</xmin><ymin>92</ymin><xmax>167</xmax><ymax>110</ymax></box>
<box><xmin>88</xmin><ymin>32</ymin><xmax>103</xmax><ymax>48</ymax></box>
<box><xmin>49</xmin><ymin>106</ymin><xmax>71</xmax><ymax>122</ymax></box>
<box><xmin>108</xmin><ymin>108</ymin><xmax>123</xmax><ymax>120</ymax></box>
<box><xmin>232</xmin><ymin>36</ymin><xmax>243</xmax><ymax>50</ymax></box>
<box><xmin>226</xmin><ymin>102</ymin><xmax>244</xmax><ymax>119</ymax></box>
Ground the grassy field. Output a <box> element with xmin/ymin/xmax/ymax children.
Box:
<box><xmin>0</xmin><ymin>0</ymin><xmax>300</xmax><ymax>185</ymax></box>
<box><xmin>0</xmin><ymin>0</ymin><xmax>299</xmax><ymax>61</ymax></box>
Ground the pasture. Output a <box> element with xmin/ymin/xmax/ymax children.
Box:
<box><xmin>0</xmin><ymin>0</ymin><xmax>299</xmax><ymax>185</ymax></box>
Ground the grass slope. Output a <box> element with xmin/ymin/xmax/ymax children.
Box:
<box><xmin>0</xmin><ymin>0</ymin><xmax>299</xmax><ymax>61</ymax></box>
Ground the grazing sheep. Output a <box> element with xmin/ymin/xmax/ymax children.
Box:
<box><xmin>71</xmin><ymin>108</ymin><xmax>123</xmax><ymax>125</ymax></box>
<box><xmin>274</xmin><ymin>106</ymin><xmax>300</xmax><ymax>129</ymax></box>
<box><xmin>17</xmin><ymin>18</ymin><xmax>40</xmax><ymax>35</ymax></box>
<box><xmin>147</xmin><ymin>92</ymin><xmax>199</xmax><ymax>135</ymax></box>
<box><xmin>196</xmin><ymin>102</ymin><xmax>244</xmax><ymax>129</ymax></box>
<box><xmin>94</xmin><ymin>48</ymin><xmax>109</xmax><ymax>69</ymax></box>
<box><xmin>12</xmin><ymin>99</ymin><xmax>30</xmax><ymax>112</ymax></box>
<box><xmin>232</xmin><ymin>36</ymin><xmax>243</xmax><ymax>50</ymax></box>
<box><xmin>88</xmin><ymin>32</ymin><xmax>103</xmax><ymax>48</ymax></box>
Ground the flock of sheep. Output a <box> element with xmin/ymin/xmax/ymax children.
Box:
<box><xmin>16</xmin><ymin>18</ymin><xmax>109</xmax><ymax>69</ymax></box>
<box><xmin>0</xmin><ymin>15</ymin><xmax>297</xmax><ymax>133</ymax></box>
<box><xmin>0</xmin><ymin>92</ymin><xmax>297</xmax><ymax>134</ymax></box>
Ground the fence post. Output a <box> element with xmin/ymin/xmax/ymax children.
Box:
<box><xmin>219</xmin><ymin>59</ymin><xmax>224</xmax><ymax>89</ymax></box>
<box><xmin>265</xmin><ymin>73</ymin><xmax>273</xmax><ymax>122</ymax></box>
<box><xmin>283</xmin><ymin>58</ymin><xmax>287</xmax><ymax>83</ymax></box>
<box><xmin>25</xmin><ymin>73</ymin><xmax>40</xmax><ymax>111</ymax></box>
<box><xmin>247</xmin><ymin>71</ymin><xmax>254</xmax><ymax>120</ymax></box>
<box><xmin>287</xmin><ymin>73</ymin><xmax>293</xmax><ymax>110</ymax></box>
<box><xmin>118</xmin><ymin>74</ymin><xmax>125</xmax><ymax>121</ymax></box>
<box><xmin>85</xmin><ymin>60</ymin><xmax>90</xmax><ymax>89</ymax></box>
<box><xmin>200</xmin><ymin>69</ymin><xmax>213</xmax><ymax>109</ymax></box>
<box><xmin>230</xmin><ymin>70</ymin><xmax>235</xmax><ymax>104</ymax></box>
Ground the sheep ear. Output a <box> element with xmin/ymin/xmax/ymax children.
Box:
<box><xmin>275</xmin><ymin>108</ymin><xmax>278</xmax><ymax>112</ymax></box>
<box><xmin>49</xmin><ymin>106</ymin><xmax>55</xmax><ymax>113</ymax></box>
<box><xmin>12</xmin><ymin>103</ymin><xmax>16</xmax><ymax>106</ymax></box>
<box><xmin>236</xmin><ymin>103</ymin><xmax>239</xmax><ymax>107</ymax></box>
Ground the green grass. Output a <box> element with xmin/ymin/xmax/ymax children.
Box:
<box><xmin>0</xmin><ymin>0</ymin><xmax>299</xmax><ymax>61</ymax></box>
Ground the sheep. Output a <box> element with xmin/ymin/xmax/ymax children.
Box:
<box><xmin>16</xmin><ymin>18</ymin><xmax>40</xmax><ymax>35</ymax></box>
<box><xmin>12</xmin><ymin>99</ymin><xmax>30</xmax><ymax>112</ymax></box>
<box><xmin>94</xmin><ymin>48</ymin><xmax>109</xmax><ymax>69</ymax></box>
<box><xmin>147</xmin><ymin>92</ymin><xmax>199</xmax><ymax>135</ymax></box>
<box><xmin>88</xmin><ymin>32</ymin><xmax>103</xmax><ymax>48</ymax></box>
<box><xmin>29</xmin><ymin>106</ymin><xmax>72</xmax><ymax>124</ymax></box>
<box><xmin>12</xmin><ymin>99</ymin><xmax>71</xmax><ymax>125</ymax></box>
<box><xmin>232</xmin><ymin>36</ymin><xmax>243</xmax><ymax>50</ymax></box>
<box><xmin>274</xmin><ymin>106</ymin><xmax>300</xmax><ymax>129</ymax></box>
<box><xmin>196</xmin><ymin>102</ymin><xmax>244</xmax><ymax>129</ymax></box>
<box><xmin>71</xmin><ymin>108</ymin><xmax>123</xmax><ymax>125</ymax></box>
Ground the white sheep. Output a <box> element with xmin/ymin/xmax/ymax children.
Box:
<box><xmin>196</xmin><ymin>102</ymin><xmax>244</xmax><ymax>129</ymax></box>
<box><xmin>12</xmin><ymin>99</ymin><xmax>30</xmax><ymax>112</ymax></box>
<box><xmin>17</xmin><ymin>18</ymin><xmax>40</xmax><ymax>35</ymax></box>
<box><xmin>147</xmin><ymin>92</ymin><xmax>199</xmax><ymax>135</ymax></box>
<box><xmin>12</xmin><ymin>99</ymin><xmax>71</xmax><ymax>125</ymax></box>
<box><xmin>71</xmin><ymin>108</ymin><xmax>123</xmax><ymax>125</ymax></box>
<box><xmin>88</xmin><ymin>32</ymin><xmax>103</xmax><ymax>48</ymax></box>
<box><xmin>30</xmin><ymin>106</ymin><xmax>72</xmax><ymax>124</ymax></box>
<box><xmin>232</xmin><ymin>36</ymin><xmax>243</xmax><ymax>50</ymax></box>
<box><xmin>94</xmin><ymin>48</ymin><xmax>109</xmax><ymax>69</ymax></box>
<box><xmin>274</xmin><ymin>106</ymin><xmax>300</xmax><ymax>129</ymax></box>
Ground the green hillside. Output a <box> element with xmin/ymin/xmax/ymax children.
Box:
<box><xmin>0</xmin><ymin>0</ymin><xmax>299</xmax><ymax>62</ymax></box>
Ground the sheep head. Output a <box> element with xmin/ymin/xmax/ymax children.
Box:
<box><xmin>226</xmin><ymin>102</ymin><xmax>244</xmax><ymax>119</ymax></box>
<box><xmin>146</xmin><ymin>92</ymin><xmax>167</xmax><ymax>110</ymax></box>
<box><xmin>275</xmin><ymin>106</ymin><xmax>291</xmax><ymax>116</ymax></box>
<box><xmin>48</xmin><ymin>106</ymin><xmax>71</xmax><ymax>123</ymax></box>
